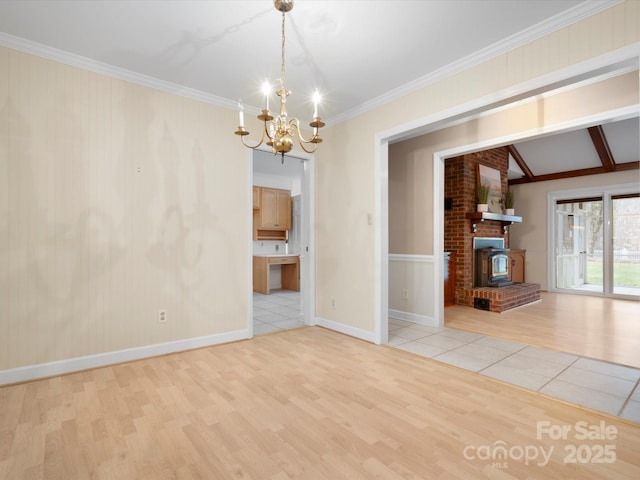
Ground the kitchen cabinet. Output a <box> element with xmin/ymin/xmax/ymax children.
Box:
<box><xmin>258</xmin><ymin>187</ymin><xmax>291</xmax><ymax>230</ymax></box>
<box><xmin>253</xmin><ymin>255</ymin><xmax>299</xmax><ymax>294</ymax></box>
<box><xmin>507</xmin><ymin>249</ymin><xmax>526</xmax><ymax>282</ymax></box>
<box><xmin>253</xmin><ymin>187</ymin><xmax>291</xmax><ymax>240</ymax></box>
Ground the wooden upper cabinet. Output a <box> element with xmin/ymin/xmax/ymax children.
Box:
<box><xmin>260</xmin><ymin>188</ymin><xmax>278</xmax><ymax>227</ymax></box>
<box><xmin>275</xmin><ymin>189</ymin><xmax>292</xmax><ymax>230</ymax></box>
<box><xmin>255</xmin><ymin>187</ymin><xmax>291</xmax><ymax>231</ymax></box>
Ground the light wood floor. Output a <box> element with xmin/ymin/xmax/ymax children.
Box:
<box><xmin>1</xmin><ymin>327</ymin><xmax>639</xmax><ymax>479</ymax></box>
<box><xmin>446</xmin><ymin>292</ymin><xmax>640</xmax><ymax>368</ymax></box>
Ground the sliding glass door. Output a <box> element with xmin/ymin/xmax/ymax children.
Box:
<box><xmin>612</xmin><ymin>194</ymin><xmax>640</xmax><ymax>296</ymax></box>
<box><xmin>552</xmin><ymin>186</ymin><xmax>639</xmax><ymax>299</ymax></box>
<box><xmin>555</xmin><ymin>197</ymin><xmax>603</xmax><ymax>292</ymax></box>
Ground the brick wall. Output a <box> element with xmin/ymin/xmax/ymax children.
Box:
<box><xmin>444</xmin><ymin>147</ymin><xmax>510</xmax><ymax>305</ymax></box>
<box><xmin>466</xmin><ymin>283</ymin><xmax>541</xmax><ymax>312</ymax></box>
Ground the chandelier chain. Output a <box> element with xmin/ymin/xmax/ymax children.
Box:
<box><xmin>280</xmin><ymin>11</ymin><xmax>286</xmax><ymax>91</ymax></box>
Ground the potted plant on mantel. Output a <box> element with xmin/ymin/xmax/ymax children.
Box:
<box><xmin>503</xmin><ymin>189</ymin><xmax>515</xmax><ymax>216</ymax></box>
<box><xmin>475</xmin><ymin>183</ymin><xmax>490</xmax><ymax>212</ymax></box>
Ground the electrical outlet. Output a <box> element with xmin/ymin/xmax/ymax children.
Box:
<box><xmin>402</xmin><ymin>289</ymin><xmax>409</xmax><ymax>300</ymax></box>
<box><xmin>331</xmin><ymin>298</ymin><xmax>336</xmax><ymax>310</ymax></box>
<box><xmin>158</xmin><ymin>309</ymin><xmax>167</xmax><ymax>323</ymax></box>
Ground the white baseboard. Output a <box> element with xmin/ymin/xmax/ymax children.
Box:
<box><xmin>315</xmin><ymin>317</ymin><xmax>375</xmax><ymax>343</ymax></box>
<box><xmin>0</xmin><ymin>329</ymin><xmax>250</xmax><ymax>386</ymax></box>
<box><xmin>389</xmin><ymin>309</ymin><xmax>437</xmax><ymax>327</ymax></box>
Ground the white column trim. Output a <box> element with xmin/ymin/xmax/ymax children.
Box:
<box><xmin>389</xmin><ymin>254</ymin><xmax>436</xmax><ymax>263</ymax></box>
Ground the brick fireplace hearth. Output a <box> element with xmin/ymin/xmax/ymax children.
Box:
<box><xmin>467</xmin><ymin>283</ymin><xmax>541</xmax><ymax>313</ymax></box>
<box><xmin>445</xmin><ymin>147</ymin><xmax>540</xmax><ymax>312</ymax></box>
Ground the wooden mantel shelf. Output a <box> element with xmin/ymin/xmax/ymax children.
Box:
<box><xmin>466</xmin><ymin>212</ymin><xmax>522</xmax><ymax>234</ymax></box>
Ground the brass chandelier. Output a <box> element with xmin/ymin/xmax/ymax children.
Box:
<box><xmin>234</xmin><ymin>0</ymin><xmax>324</xmax><ymax>158</ymax></box>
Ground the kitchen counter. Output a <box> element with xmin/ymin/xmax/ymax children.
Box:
<box><xmin>253</xmin><ymin>255</ymin><xmax>300</xmax><ymax>295</ymax></box>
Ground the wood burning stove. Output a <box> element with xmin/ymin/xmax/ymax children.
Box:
<box><xmin>473</xmin><ymin>237</ymin><xmax>513</xmax><ymax>288</ymax></box>
<box><xmin>475</xmin><ymin>247</ymin><xmax>513</xmax><ymax>287</ymax></box>
<box><xmin>474</xmin><ymin>247</ymin><xmax>513</xmax><ymax>287</ymax></box>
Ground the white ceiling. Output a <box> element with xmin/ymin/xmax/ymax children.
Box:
<box><xmin>254</xmin><ymin>149</ymin><xmax>304</xmax><ymax>180</ymax></box>
<box><xmin>508</xmin><ymin>117</ymin><xmax>639</xmax><ymax>181</ymax></box>
<box><xmin>603</xmin><ymin>117</ymin><xmax>640</xmax><ymax>163</ymax></box>
<box><xmin>0</xmin><ymin>0</ymin><xmax>637</xmax><ymax>179</ymax></box>
<box><xmin>0</xmin><ymin>0</ymin><xmax>603</xmax><ymax>121</ymax></box>
<box><xmin>508</xmin><ymin>117</ymin><xmax>640</xmax><ymax>180</ymax></box>
<box><xmin>517</xmin><ymin>129</ymin><xmax>604</xmax><ymax>176</ymax></box>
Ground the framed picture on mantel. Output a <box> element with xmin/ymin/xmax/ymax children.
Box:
<box><xmin>477</xmin><ymin>164</ymin><xmax>502</xmax><ymax>213</ymax></box>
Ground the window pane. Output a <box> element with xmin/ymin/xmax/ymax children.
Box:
<box><xmin>556</xmin><ymin>199</ymin><xmax>603</xmax><ymax>292</ymax></box>
<box><xmin>612</xmin><ymin>196</ymin><xmax>640</xmax><ymax>296</ymax></box>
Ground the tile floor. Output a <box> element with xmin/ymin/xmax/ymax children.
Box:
<box><xmin>250</xmin><ymin>299</ymin><xmax>640</xmax><ymax>423</ymax></box>
<box><xmin>389</xmin><ymin>318</ymin><xmax>640</xmax><ymax>423</ymax></box>
<box><xmin>253</xmin><ymin>289</ymin><xmax>305</xmax><ymax>336</ymax></box>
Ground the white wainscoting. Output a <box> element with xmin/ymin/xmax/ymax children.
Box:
<box><xmin>388</xmin><ymin>254</ymin><xmax>437</xmax><ymax>327</ymax></box>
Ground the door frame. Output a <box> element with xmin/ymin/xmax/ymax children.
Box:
<box><xmin>248</xmin><ymin>147</ymin><xmax>316</xmax><ymax>338</ymax></box>
<box><xmin>374</xmin><ymin>45</ymin><xmax>640</xmax><ymax>345</ymax></box>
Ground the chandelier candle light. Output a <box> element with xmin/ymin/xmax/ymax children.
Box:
<box><xmin>234</xmin><ymin>0</ymin><xmax>324</xmax><ymax>159</ymax></box>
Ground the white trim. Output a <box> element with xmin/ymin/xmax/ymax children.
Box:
<box><xmin>316</xmin><ymin>317</ymin><xmax>376</xmax><ymax>343</ymax></box>
<box><xmin>248</xmin><ymin>150</ymin><xmax>255</xmax><ymax>338</ymax></box>
<box><xmin>303</xmin><ymin>152</ymin><xmax>317</xmax><ymax>327</ymax></box>
<box><xmin>433</xmin><ymin>154</ymin><xmax>445</xmax><ymax>328</ymax></box>
<box><xmin>328</xmin><ymin>1</ymin><xmax>624</xmax><ymax>125</ymax></box>
<box><xmin>434</xmin><ymin>105</ymin><xmax>639</xmax><ymax>161</ymax></box>
<box><xmin>547</xmin><ymin>193</ymin><xmax>557</xmax><ymax>293</ymax></box>
<box><xmin>249</xmin><ymin>146</ymin><xmax>316</xmax><ymax>331</ymax></box>
<box><xmin>375</xmin><ymin>45</ymin><xmax>640</xmax><ymax>349</ymax></box>
<box><xmin>389</xmin><ymin>309</ymin><xmax>437</xmax><ymax>327</ymax></box>
<box><xmin>389</xmin><ymin>254</ymin><xmax>435</xmax><ymax>263</ymax></box>
<box><xmin>375</xmin><ymin>138</ymin><xmax>389</xmax><ymax>345</ymax></box>
<box><xmin>547</xmin><ymin>183</ymin><xmax>639</xmax><ymax>202</ymax></box>
<box><xmin>0</xmin><ymin>32</ymin><xmax>243</xmax><ymax>111</ymax></box>
<box><xmin>0</xmin><ymin>330</ymin><xmax>249</xmax><ymax>386</ymax></box>
<box><xmin>368</xmin><ymin>43</ymin><xmax>639</xmax><ymax>145</ymax></box>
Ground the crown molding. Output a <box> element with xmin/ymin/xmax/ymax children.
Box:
<box><xmin>327</xmin><ymin>0</ymin><xmax>624</xmax><ymax>126</ymax></box>
<box><xmin>0</xmin><ymin>0</ymin><xmax>624</xmax><ymax>122</ymax></box>
<box><xmin>0</xmin><ymin>31</ymin><xmax>238</xmax><ymax>110</ymax></box>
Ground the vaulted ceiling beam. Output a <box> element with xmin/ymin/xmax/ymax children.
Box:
<box><xmin>588</xmin><ymin>125</ymin><xmax>616</xmax><ymax>172</ymax></box>
<box><xmin>509</xmin><ymin>161</ymin><xmax>639</xmax><ymax>185</ymax></box>
<box><xmin>507</xmin><ymin>144</ymin><xmax>534</xmax><ymax>181</ymax></box>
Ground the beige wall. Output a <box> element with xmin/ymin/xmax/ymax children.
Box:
<box><xmin>389</xmin><ymin>138</ymin><xmax>434</xmax><ymax>255</ymax></box>
<box><xmin>0</xmin><ymin>1</ymin><xmax>638</xmax><ymax>372</ymax></box>
<box><xmin>317</xmin><ymin>1</ymin><xmax>639</xmax><ymax>333</ymax></box>
<box><xmin>384</xmin><ymin>72</ymin><xmax>638</xmax><ymax>321</ymax></box>
<box><xmin>510</xmin><ymin>170</ymin><xmax>640</xmax><ymax>290</ymax></box>
<box><xmin>0</xmin><ymin>47</ymin><xmax>250</xmax><ymax>371</ymax></box>
<box><xmin>315</xmin><ymin>118</ymin><xmax>378</xmax><ymax>331</ymax></box>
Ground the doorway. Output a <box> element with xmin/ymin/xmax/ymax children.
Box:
<box><xmin>250</xmin><ymin>149</ymin><xmax>315</xmax><ymax>336</ymax></box>
<box><xmin>555</xmin><ymin>197</ymin><xmax>603</xmax><ymax>292</ymax></box>
<box><xmin>551</xmin><ymin>186</ymin><xmax>640</xmax><ymax>299</ymax></box>
<box><xmin>375</xmin><ymin>49</ymin><xmax>639</xmax><ymax>345</ymax></box>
